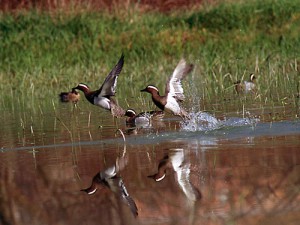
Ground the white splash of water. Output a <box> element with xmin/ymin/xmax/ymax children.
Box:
<box><xmin>180</xmin><ymin>112</ymin><xmax>220</xmax><ymax>132</ymax></box>
<box><xmin>180</xmin><ymin>111</ymin><xmax>259</xmax><ymax>132</ymax></box>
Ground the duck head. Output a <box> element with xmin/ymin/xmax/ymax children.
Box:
<box><xmin>249</xmin><ymin>73</ymin><xmax>256</xmax><ymax>82</ymax></box>
<box><xmin>125</xmin><ymin>109</ymin><xmax>137</xmax><ymax>118</ymax></box>
<box><xmin>141</xmin><ymin>85</ymin><xmax>159</xmax><ymax>94</ymax></box>
<box><xmin>73</xmin><ymin>83</ymin><xmax>90</xmax><ymax>93</ymax></box>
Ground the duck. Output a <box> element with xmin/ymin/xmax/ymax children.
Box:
<box><xmin>81</xmin><ymin>156</ymin><xmax>138</xmax><ymax>217</ymax></box>
<box><xmin>59</xmin><ymin>88</ymin><xmax>80</xmax><ymax>103</ymax></box>
<box><xmin>140</xmin><ymin>59</ymin><xmax>193</xmax><ymax>119</ymax></box>
<box><xmin>125</xmin><ymin>109</ymin><xmax>164</xmax><ymax>125</ymax></box>
<box><xmin>73</xmin><ymin>54</ymin><xmax>125</xmax><ymax>117</ymax></box>
<box><xmin>234</xmin><ymin>73</ymin><xmax>256</xmax><ymax>94</ymax></box>
<box><xmin>148</xmin><ymin>149</ymin><xmax>201</xmax><ymax>202</ymax></box>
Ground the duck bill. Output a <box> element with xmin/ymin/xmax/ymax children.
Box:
<box><xmin>140</xmin><ymin>88</ymin><xmax>147</xmax><ymax>92</ymax></box>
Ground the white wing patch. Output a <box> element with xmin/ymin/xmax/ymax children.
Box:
<box><xmin>112</xmin><ymin>76</ymin><xmax>118</xmax><ymax>94</ymax></box>
<box><xmin>165</xmin><ymin>94</ymin><xmax>181</xmax><ymax>115</ymax></box>
<box><xmin>244</xmin><ymin>81</ymin><xmax>255</xmax><ymax>93</ymax></box>
<box><xmin>103</xmin><ymin>166</ymin><xmax>117</xmax><ymax>178</ymax></box>
<box><xmin>170</xmin><ymin>149</ymin><xmax>184</xmax><ymax>171</ymax></box>
<box><xmin>94</xmin><ymin>97</ymin><xmax>111</xmax><ymax>110</ymax></box>
<box><xmin>168</xmin><ymin>59</ymin><xmax>188</xmax><ymax>100</ymax></box>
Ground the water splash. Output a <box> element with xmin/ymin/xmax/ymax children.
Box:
<box><xmin>221</xmin><ymin>117</ymin><xmax>259</xmax><ymax>127</ymax></box>
<box><xmin>180</xmin><ymin>112</ymin><xmax>220</xmax><ymax>132</ymax></box>
<box><xmin>180</xmin><ymin>111</ymin><xmax>259</xmax><ymax>132</ymax></box>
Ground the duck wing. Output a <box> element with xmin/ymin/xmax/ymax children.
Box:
<box><xmin>170</xmin><ymin>149</ymin><xmax>201</xmax><ymax>201</ymax></box>
<box><xmin>176</xmin><ymin>164</ymin><xmax>202</xmax><ymax>201</ymax></box>
<box><xmin>165</xmin><ymin>59</ymin><xmax>193</xmax><ymax>101</ymax></box>
<box><xmin>99</xmin><ymin>53</ymin><xmax>124</xmax><ymax>97</ymax></box>
<box><xmin>119</xmin><ymin>179</ymin><xmax>138</xmax><ymax>217</ymax></box>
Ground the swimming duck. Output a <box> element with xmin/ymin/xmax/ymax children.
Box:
<box><xmin>59</xmin><ymin>88</ymin><xmax>80</xmax><ymax>103</ymax></box>
<box><xmin>141</xmin><ymin>59</ymin><xmax>193</xmax><ymax>119</ymax></box>
<box><xmin>73</xmin><ymin>54</ymin><xmax>125</xmax><ymax>117</ymax></box>
<box><xmin>125</xmin><ymin>109</ymin><xmax>164</xmax><ymax>125</ymax></box>
<box><xmin>81</xmin><ymin>156</ymin><xmax>138</xmax><ymax>217</ymax></box>
<box><xmin>234</xmin><ymin>73</ymin><xmax>256</xmax><ymax>94</ymax></box>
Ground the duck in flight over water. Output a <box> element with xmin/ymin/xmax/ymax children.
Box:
<box><xmin>141</xmin><ymin>59</ymin><xmax>193</xmax><ymax>120</ymax></box>
<box><xmin>73</xmin><ymin>54</ymin><xmax>125</xmax><ymax>117</ymax></box>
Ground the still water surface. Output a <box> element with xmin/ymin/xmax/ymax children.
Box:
<box><xmin>0</xmin><ymin>104</ymin><xmax>300</xmax><ymax>225</ymax></box>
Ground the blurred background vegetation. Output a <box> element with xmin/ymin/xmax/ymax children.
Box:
<box><xmin>0</xmin><ymin>0</ymin><xmax>299</xmax><ymax>116</ymax></box>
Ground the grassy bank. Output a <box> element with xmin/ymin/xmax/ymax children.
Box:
<box><xmin>0</xmin><ymin>0</ymin><xmax>299</xmax><ymax>114</ymax></box>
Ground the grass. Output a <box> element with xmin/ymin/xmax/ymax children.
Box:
<box><xmin>0</xmin><ymin>0</ymin><xmax>299</xmax><ymax>118</ymax></box>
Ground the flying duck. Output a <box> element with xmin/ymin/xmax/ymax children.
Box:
<box><xmin>73</xmin><ymin>54</ymin><xmax>125</xmax><ymax>117</ymax></box>
<box><xmin>141</xmin><ymin>59</ymin><xmax>193</xmax><ymax>119</ymax></box>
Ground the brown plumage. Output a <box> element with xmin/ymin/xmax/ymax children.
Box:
<box><xmin>141</xmin><ymin>59</ymin><xmax>193</xmax><ymax>119</ymax></box>
<box><xmin>148</xmin><ymin>149</ymin><xmax>202</xmax><ymax>201</ymax></box>
<box><xmin>73</xmin><ymin>54</ymin><xmax>125</xmax><ymax>117</ymax></box>
<box><xmin>81</xmin><ymin>156</ymin><xmax>138</xmax><ymax>217</ymax></box>
<box><xmin>148</xmin><ymin>155</ymin><xmax>171</xmax><ymax>181</ymax></box>
<box><xmin>59</xmin><ymin>88</ymin><xmax>80</xmax><ymax>103</ymax></box>
<box><xmin>234</xmin><ymin>73</ymin><xmax>256</xmax><ymax>94</ymax></box>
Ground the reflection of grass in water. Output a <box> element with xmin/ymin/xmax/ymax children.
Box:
<box><xmin>0</xmin><ymin>0</ymin><xmax>299</xmax><ymax>119</ymax></box>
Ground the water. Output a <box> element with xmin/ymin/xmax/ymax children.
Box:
<box><xmin>0</xmin><ymin>104</ymin><xmax>300</xmax><ymax>225</ymax></box>
<box><xmin>180</xmin><ymin>111</ymin><xmax>258</xmax><ymax>132</ymax></box>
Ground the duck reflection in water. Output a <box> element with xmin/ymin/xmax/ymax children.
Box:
<box><xmin>148</xmin><ymin>149</ymin><xmax>201</xmax><ymax>202</ymax></box>
<box><xmin>81</xmin><ymin>152</ymin><xmax>138</xmax><ymax>217</ymax></box>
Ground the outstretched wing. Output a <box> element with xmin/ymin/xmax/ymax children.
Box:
<box><xmin>165</xmin><ymin>59</ymin><xmax>193</xmax><ymax>101</ymax></box>
<box><xmin>99</xmin><ymin>53</ymin><xmax>124</xmax><ymax>97</ymax></box>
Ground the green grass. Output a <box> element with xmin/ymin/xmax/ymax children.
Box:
<box><xmin>0</xmin><ymin>0</ymin><xmax>299</xmax><ymax>117</ymax></box>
